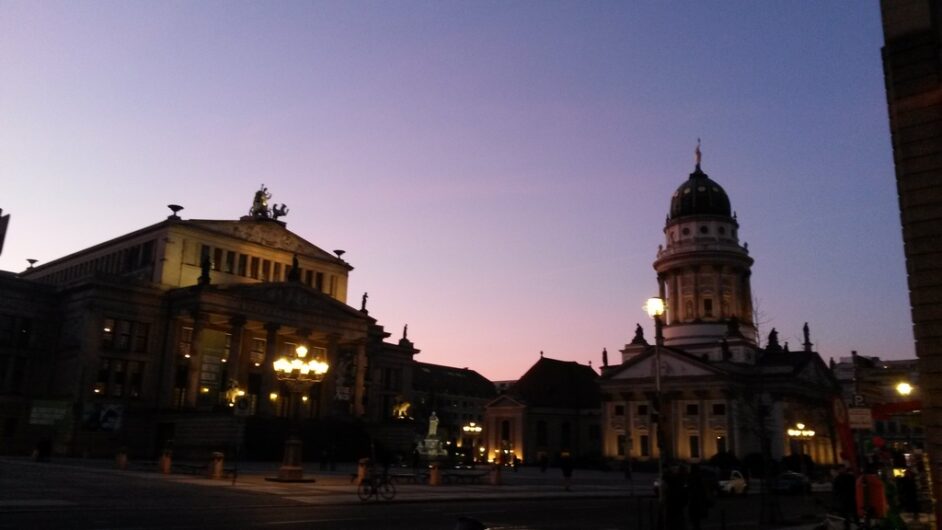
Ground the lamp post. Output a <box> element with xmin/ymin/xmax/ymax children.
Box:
<box><xmin>462</xmin><ymin>422</ymin><xmax>483</xmax><ymax>464</ymax></box>
<box><xmin>271</xmin><ymin>344</ymin><xmax>328</xmax><ymax>482</ymax></box>
<box><xmin>644</xmin><ymin>296</ymin><xmax>666</xmax><ymax>529</ymax></box>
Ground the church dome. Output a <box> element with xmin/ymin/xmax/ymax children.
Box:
<box><xmin>669</xmin><ymin>165</ymin><xmax>732</xmax><ymax>220</ymax></box>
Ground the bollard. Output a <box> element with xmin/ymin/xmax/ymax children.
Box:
<box><xmin>356</xmin><ymin>458</ymin><xmax>370</xmax><ymax>485</ymax></box>
<box><xmin>489</xmin><ymin>463</ymin><xmax>502</xmax><ymax>486</ymax></box>
<box><xmin>209</xmin><ymin>452</ymin><xmax>224</xmax><ymax>479</ymax></box>
<box><xmin>429</xmin><ymin>463</ymin><xmax>442</xmax><ymax>486</ymax></box>
<box><xmin>159</xmin><ymin>449</ymin><xmax>172</xmax><ymax>474</ymax></box>
<box><xmin>115</xmin><ymin>449</ymin><xmax>128</xmax><ymax>470</ymax></box>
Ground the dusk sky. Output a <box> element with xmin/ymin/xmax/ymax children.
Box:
<box><xmin>0</xmin><ymin>3</ymin><xmax>909</xmax><ymax>381</ymax></box>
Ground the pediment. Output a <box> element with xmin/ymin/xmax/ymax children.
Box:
<box><xmin>796</xmin><ymin>359</ymin><xmax>834</xmax><ymax>387</ymax></box>
<box><xmin>485</xmin><ymin>394</ymin><xmax>526</xmax><ymax>409</ymax></box>
<box><xmin>188</xmin><ymin>219</ymin><xmax>341</xmax><ymax>263</ymax></box>
<box><xmin>609</xmin><ymin>351</ymin><xmax>717</xmax><ymax>380</ymax></box>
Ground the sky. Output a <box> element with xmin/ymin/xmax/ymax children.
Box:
<box><xmin>0</xmin><ymin>2</ymin><xmax>910</xmax><ymax>381</ymax></box>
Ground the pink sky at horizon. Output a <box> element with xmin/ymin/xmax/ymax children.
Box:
<box><xmin>1</xmin><ymin>2</ymin><xmax>913</xmax><ymax>381</ymax></box>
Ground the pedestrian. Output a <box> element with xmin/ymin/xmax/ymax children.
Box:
<box><xmin>559</xmin><ymin>451</ymin><xmax>574</xmax><ymax>491</ymax></box>
<box><xmin>832</xmin><ymin>465</ymin><xmax>857</xmax><ymax>529</ymax></box>
<box><xmin>897</xmin><ymin>468</ymin><xmax>919</xmax><ymax>521</ymax></box>
<box><xmin>664</xmin><ymin>465</ymin><xmax>688</xmax><ymax>530</ymax></box>
<box><xmin>686</xmin><ymin>464</ymin><xmax>710</xmax><ymax>530</ymax></box>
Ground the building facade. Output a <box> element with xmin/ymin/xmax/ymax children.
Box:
<box><xmin>0</xmin><ymin>191</ymin><xmax>451</xmax><ymax>459</ymax></box>
<box><xmin>599</xmin><ymin>157</ymin><xmax>841</xmax><ymax>468</ymax></box>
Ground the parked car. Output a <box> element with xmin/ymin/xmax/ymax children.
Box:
<box><xmin>718</xmin><ymin>469</ymin><xmax>748</xmax><ymax>495</ymax></box>
<box><xmin>770</xmin><ymin>471</ymin><xmax>811</xmax><ymax>494</ymax></box>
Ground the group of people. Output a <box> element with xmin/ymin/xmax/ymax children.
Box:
<box><xmin>661</xmin><ymin>464</ymin><xmax>713</xmax><ymax>530</ymax></box>
<box><xmin>832</xmin><ymin>463</ymin><xmax>922</xmax><ymax>528</ymax></box>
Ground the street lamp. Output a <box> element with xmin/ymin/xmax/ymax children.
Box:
<box><xmin>896</xmin><ymin>382</ymin><xmax>913</xmax><ymax>397</ymax></box>
<box><xmin>271</xmin><ymin>343</ymin><xmax>329</xmax><ymax>481</ymax></box>
<box><xmin>644</xmin><ymin>296</ymin><xmax>666</xmax><ymax>529</ymax></box>
<box><xmin>462</xmin><ymin>422</ymin><xmax>483</xmax><ymax>463</ymax></box>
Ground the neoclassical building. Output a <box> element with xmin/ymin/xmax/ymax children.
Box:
<box><xmin>0</xmin><ymin>189</ymin><xmax>456</xmax><ymax>459</ymax></box>
<box><xmin>599</xmin><ymin>156</ymin><xmax>841</xmax><ymax>467</ymax></box>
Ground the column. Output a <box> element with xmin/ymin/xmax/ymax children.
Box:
<box><xmin>259</xmin><ymin>322</ymin><xmax>280</xmax><ymax>416</ymax></box>
<box><xmin>353</xmin><ymin>341</ymin><xmax>367</xmax><ymax>418</ymax></box>
<box><xmin>185</xmin><ymin>312</ymin><xmax>206</xmax><ymax>408</ymax></box>
<box><xmin>227</xmin><ymin>315</ymin><xmax>247</xmax><ymax>390</ymax></box>
<box><xmin>692</xmin><ymin>266</ymin><xmax>700</xmax><ymax>320</ymax></box>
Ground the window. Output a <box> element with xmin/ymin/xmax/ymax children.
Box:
<box><xmin>500</xmin><ymin>420</ymin><xmax>510</xmax><ymax>441</ymax></box>
<box><xmin>225</xmin><ymin>251</ymin><xmax>235</xmax><ymax>273</ymax></box>
<box><xmin>682</xmin><ymin>227</ymin><xmax>690</xmax><ymax>236</ymax></box>
<box><xmin>305</xmin><ymin>270</ymin><xmax>313</xmax><ymax>287</ymax></box>
<box><xmin>250</xmin><ymin>257</ymin><xmax>260</xmax><ymax>279</ymax></box>
<box><xmin>699</xmin><ymin>226</ymin><xmax>708</xmax><ymax>234</ymax></box>
<box><xmin>315</xmin><ymin>272</ymin><xmax>324</xmax><ymax>291</ymax></box>
<box><xmin>689</xmin><ymin>435</ymin><xmax>700</xmax><ymax>459</ymax></box>
<box><xmin>716</xmin><ymin>436</ymin><xmax>727</xmax><ymax>454</ymax></box>
<box><xmin>686</xmin><ymin>403</ymin><xmax>699</xmax><ymax>415</ymax></box>
<box><xmin>617</xmin><ymin>434</ymin><xmax>626</xmax><ymax>456</ymax></box>
<box><xmin>703</xmin><ymin>299</ymin><xmax>713</xmax><ymax>317</ymax></box>
<box><xmin>262</xmin><ymin>259</ymin><xmax>271</xmax><ymax>281</ymax></box>
<box><xmin>614</xmin><ymin>405</ymin><xmax>625</xmax><ymax>416</ymax></box>
<box><xmin>685</xmin><ymin>300</ymin><xmax>694</xmax><ymax>319</ymax></box>
<box><xmin>115</xmin><ymin>320</ymin><xmax>132</xmax><ymax>350</ymax></box>
<box><xmin>712</xmin><ymin>403</ymin><xmax>726</xmax><ymax>416</ymax></box>
<box><xmin>102</xmin><ymin>318</ymin><xmax>116</xmax><ymax>349</ymax></box>
<box><xmin>133</xmin><ymin>323</ymin><xmax>149</xmax><ymax>353</ymax></box>
<box><xmin>536</xmin><ymin>421</ymin><xmax>548</xmax><ymax>445</ymax></box>
<box><xmin>718</xmin><ymin>226</ymin><xmax>726</xmax><ymax>235</ymax></box>
<box><xmin>273</xmin><ymin>262</ymin><xmax>282</xmax><ymax>281</ymax></box>
<box><xmin>637</xmin><ymin>404</ymin><xmax>649</xmax><ymax>416</ymax></box>
<box><xmin>213</xmin><ymin>248</ymin><xmax>223</xmax><ymax>271</ymax></box>
<box><xmin>238</xmin><ymin>254</ymin><xmax>248</xmax><ymax>276</ymax></box>
<box><xmin>179</xmin><ymin>327</ymin><xmax>193</xmax><ymax>357</ymax></box>
<box><xmin>640</xmin><ymin>435</ymin><xmax>650</xmax><ymax>457</ymax></box>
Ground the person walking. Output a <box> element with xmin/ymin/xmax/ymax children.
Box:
<box><xmin>897</xmin><ymin>468</ymin><xmax>919</xmax><ymax>522</ymax></box>
<box><xmin>559</xmin><ymin>451</ymin><xmax>574</xmax><ymax>491</ymax></box>
<box><xmin>832</xmin><ymin>465</ymin><xmax>857</xmax><ymax>529</ymax></box>
<box><xmin>686</xmin><ymin>464</ymin><xmax>710</xmax><ymax>530</ymax></box>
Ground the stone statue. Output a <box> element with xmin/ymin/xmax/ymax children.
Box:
<box><xmin>428</xmin><ymin>411</ymin><xmax>439</xmax><ymax>437</ymax></box>
<box><xmin>767</xmin><ymin>328</ymin><xmax>779</xmax><ymax>349</ymax></box>
<box><xmin>272</xmin><ymin>203</ymin><xmax>289</xmax><ymax>220</ymax></box>
<box><xmin>361</xmin><ymin>292</ymin><xmax>368</xmax><ymax>312</ymax></box>
<box><xmin>250</xmin><ymin>185</ymin><xmax>272</xmax><ymax>218</ymax></box>
<box><xmin>631</xmin><ymin>323</ymin><xmax>647</xmax><ymax>345</ymax></box>
<box><xmin>602</xmin><ymin>347</ymin><xmax>608</xmax><ymax>367</ymax></box>
<box><xmin>403</xmin><ymin>324</ymin><xmax>408</xmax><ymax>340</ymax></box>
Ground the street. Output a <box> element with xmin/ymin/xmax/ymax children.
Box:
<box><xmin>0</xmin><ymin>459</ymin><xmax>827</xmax><ymax>529</ymax></box>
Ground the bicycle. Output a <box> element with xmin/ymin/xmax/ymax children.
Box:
<box><xmin>357</xmin><ymin>472</ymin><xmax>396</xmax><ymax>501</ymax></box>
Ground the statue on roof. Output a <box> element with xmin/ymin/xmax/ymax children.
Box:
<box><xmin>272</xmin><ymin>203</ymin><xmax>289</xmax><ymax>220</ymax></box>
<box><xmin>361</xmin><ymin>292</ymin><xmax>368</xmax><ymax>312</ymax></box>
<box><xmin>602</xmin><ymin>348</ymin><xmax>609</xmax><ymax>367</ymax></box>
<box><xmin>767</xmin><ymin>328</ymin><xmax>780</xmax><ymax>350</ymax></box>
<box><xmin>250</xmin><ymin>185</ymin><xmax>272</xmax><ymax>218</ymax></box>
<box><xmin>630</xmin><ymin>323</ymin><xmax>647</xmax><ymax>345</ymax></box>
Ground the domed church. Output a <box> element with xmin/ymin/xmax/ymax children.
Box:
<box><xmin>599</xmin><ymin>147</ymin><xmax>842</xmax><ymax>467</ymax></box>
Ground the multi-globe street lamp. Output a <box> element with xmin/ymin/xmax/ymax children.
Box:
<box><xmin>644</xmin><ymin>296</ymin><xmax>666</xmax><ymax>529</ymax></box>
<box><xmin>271</xmin><ymin>344</ymin><xmax>328</xmax><ymax>481</ymax></box>
<box><xmin>462</xmin><ymin>422</ymin><xmax>483</xmax><ymax>463</ymax></box>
